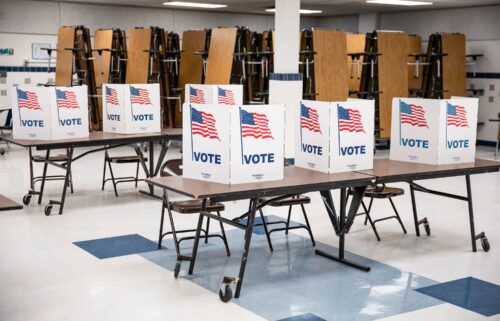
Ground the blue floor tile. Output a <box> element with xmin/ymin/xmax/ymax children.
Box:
<box><xmin>74</xmin><ymin>234</ymin><xmax>162</xmax><ymax>259</ymax></box>
<box><xmin>239</xmin><ymin>215</ymin><xmax>305</xmax><ymax>235</ymax></box>
<box><xmin>416</xmin><ymin>277</ymin><xmax>500</xmax><ymax>316</ymax></box>
<box><xmin>277</xmin><ymin>313</ymin><xmax>326</xmax><ymax>321</ymax></box>
<box><xmin>140</xmin><ymin>229</ymin><xmax>441</xmax><ymax>321</ymax></box>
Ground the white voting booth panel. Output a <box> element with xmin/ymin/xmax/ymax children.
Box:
<box><xmin>11</xmin><ymin>86</ymin><xmax>89</xmax><ymax>140</ymax></box>
<box><xmin>182</xmin><ymin>103</ymin><xmax>285</xmax><ymax>184</ymax></box>
<box><xmin>390</xmin><ymin>97</ymin><xmax>478</xmax><ymax>165</ymax></box>
<box><xmin>185</xmin><ymin>84</ymin><xmax>214</xmax><ymax>105</ymax></box>
<box><xmin>102</xmin><ymin>84</ymin><xmax>161</xmax><ymax>134</ymax></box>
<box><xmin>50</xmin><ymin>86</ymin><xmax>89</xmax><ymax>139</ymax></box>
<box><xmin>214</xmin><ymin>85</ymin><xmax>243</xmax><ymax>106</ymax></box>
<box><xmin>295</xmin><ymin>99</ymin><xmax>374</xmax><ymax>173</ymax></box>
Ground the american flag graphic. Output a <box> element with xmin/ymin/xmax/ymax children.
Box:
<box><xmin>447</xmin><ymin>103</ymin><xmax>468</xmax><ymax>127</ymax></box>
<box><xmin>400</xmin><ymin>101</ymin><xmax>429</xmax><ymax>128</ymax></box>
<box><xmin>218</xmin><ymin>87</ymin><xmax>236</xmax><ymax>105</ymax></box>
<box><xmin>191</xmin><ymin>107</ymin><xmax>220</xmax><ymax>140</ymax></box>
<box><xmin>301</xmin><ymin>103</ymin><xmax>321</xmax><ymax>134</ymax></box>
<box><xmin>338</xmin><ymin>105</ymin><xmax>365</xmax><ymax>133</ymax></box>
<box><xmin>190</xmin><ymin>87</ymin><xmax>205</xmax><ymax>104</ymax></box>
<box><xmin>56</xmin><ymin>89</ymin><xmax>79</xmax><ymax>109</ymax></box>
<box><xmin>240</xmin><ymin>109</ymin><xmax>273</xmax><ymax>139</ymax></box>
<box><xmin>106</xmin><ymin>87</ymin><xmax>119</xmax><ymax>105</ymax></box>
<box><xmin>17</xmin><ymin>89</ymin><xmax>42</xmax><ymax>110</ymax></box>
<box><xmin>130</xmin><ymin>86</ymin><xmax>152</xmax><ymax>105</ymax></box>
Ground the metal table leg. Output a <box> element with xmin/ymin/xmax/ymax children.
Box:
<box><xmin>315</xmin><ymin>187</ymin><xmax>370</xmax><ymax>272</ymax></box>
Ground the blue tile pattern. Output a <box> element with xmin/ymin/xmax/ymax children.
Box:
<box><xmin>141</xmin><ymin>229</ymin><xmax>442</xmax><ymax>321</ymax></box>
<box><xmin>269</xmin><ymin>73</ymin><xmax>303</xmax><ymax>81</ymax></box>
<box><xmin>467</xmin><ymin>72</ymin><xmax>500</xmax><ymax>79</ymax></box>
<box><xmin>74</xmin><ymin>234</ymin><xmax>162</xmax><ymax>259</ymax></box>
<box><xmin>0</xmin><ymin>66</ymin><xmax>55</xmax><ymax>73</ymax></box>
<box><xmin>416</xmin><ymin>277</ymin><xmax>500</xmax><ymax>316</ymax></box>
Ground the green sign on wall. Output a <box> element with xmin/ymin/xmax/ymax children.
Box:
<box><xmin>0</xmin><ymin>48</ymin><xmax>14</xmax><ymax>56</ymax></box>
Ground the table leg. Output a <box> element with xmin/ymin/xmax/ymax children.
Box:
<box><xmin>315</xmin><ymin>187</ymin><xmax>370</xmax><ymax>272</ymax></box>
<box><xmin>37</xmin><ymin>149</ymin><xmax>51</xmax><ymax>204</ymax></box>
<box><xmin>45</xmin><ymin>147</ymin><xmax>74</xmax><ymax>215</ymax></box>
<box><xmin>234</xmin><ymin>197</ymin><xmax>257</xmax><ymax>298</ymax></box>
<box><xmin>188</xmin><ymin>198</ymin><xmax>207</xmax><ymax>275</ymax></box>
<box><xmin>137</xmin><ymin>141</ymin><xmax>170</xmax><ymax>199</ymax></box>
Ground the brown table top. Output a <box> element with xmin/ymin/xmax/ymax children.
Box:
<box><xmin>1</xmin><ymin>128</ymin><xmax>182</xmax><ymax>149</ymax></box>
<box><xmin>146</xmin><ymin>166</ymin><xmax>375</xmax><ymax>201</ymax></box>
<box><xmin>357</xmin><ymin>158</ymin><xmax>500</xmax><ymax>183</ymax></box>
<box><xmin>0</xmin><ymin>194</ymin><xmax>23</xmax><ymax>211</ymax></box>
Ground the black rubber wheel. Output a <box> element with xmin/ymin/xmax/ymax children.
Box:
<box><xmin>0</xmin><ymin>149</ymin><xmax>5</xmax><ymax>155</ymax></box>
<box><xmin>219</xmin><ymin>285</ymin><xmax>232</xmax><ymax>303</ymax></box>
<box><xmin>481</xmin><ymin>237</ymin><xmax>490</xmax><ymax>252</ymax></box>
<box><xmin>174</xmin><ymin>261</ymin><xmax>181</xmax><ymax>278</ymax></box>
<box><xmin>23</xmin><ymin>194</ymin><xmax>32</xmax><ymax>205</ymax></box>
<box><xmin>424</xmin><ymin>223</ymin><xmax>431</xmax><ymax>236</ymax></box>
<box><xmin>44</xmin><ymin>204</ymin><xmax>52</xmax><ymax>216</ymax></box>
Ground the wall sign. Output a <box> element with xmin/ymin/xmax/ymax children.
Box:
<box><xmin>32</xmin><ymin>43</ymin><xmax>51</xmax><ymax>60</ymax></box>
<box><xmin>0</xmin><ymin>48</ymin><xmax>14</xmax><ymax>56</ymax></box>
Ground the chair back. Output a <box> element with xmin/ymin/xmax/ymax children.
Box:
<box><xmin>160</xmin><ymin>158</ymin><xmax>183</xmax><ymax>177</ymax></box>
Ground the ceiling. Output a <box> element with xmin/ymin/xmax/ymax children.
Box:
<box><xmin>43</xmin><ymin>0</ymin><xmax>500</xmax><ymax>16</ymax></box>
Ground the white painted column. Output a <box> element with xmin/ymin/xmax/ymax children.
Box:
<box><xmin>269</xmin><ymin>0</ymin><xmax>303</xmax><ymax>159</ymax></box>
<box><xmin>274</xmin><ymin>0</ymin><xmax>300</xmax><ymax>73</ymax></box>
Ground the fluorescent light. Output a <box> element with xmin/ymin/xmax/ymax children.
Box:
<box><xmin>163</xmin><ymin>1</ymin><xmax>227</xmax><ymax>9</ymax></box>
<box><xmin>366</xmin><ymin>0</ymin><xmax>433</xmax><ymax>5</ymax></box>
<box><xmin>265</xmin><ymin>8</ymin><xmax>323</xmax><ymax>14</ymax></box>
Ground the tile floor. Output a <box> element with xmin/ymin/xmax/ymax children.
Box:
<box><xmin>0</xmin><ymin>143</ymin><xmax>499</xmax><ymax>321</ymax></box>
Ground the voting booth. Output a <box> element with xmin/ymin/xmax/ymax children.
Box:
<box><xmin>390</xmin><ymin>97</ymin><xmax>478</xmax><ymax>165</ymax></box>
<box><xmin>185</xmin><ymin>84</ymin><xmax>243</xmax><ymax>106</ymax></box>
<box><xmin>102</xmin><ymin>84</ymin><xmax>161</xmax><ymax>134</ymax></box>
<box><xmin>182</xmin><ymin>103</ymin><xmax>285</xmax><ymax>184</ymax></box>
<box><xmin>185</xmin><ymin>84</ymin><xmax>214</xmax><ymax>105</ymax></box>
<box><xmin>11</xmin><ymin>86</ymin><xmax>89</xmax><ymax>140</ymax></box>
<box><xmin>295</xmin><ymin>99</ymin><xmax>375</xmax><ymax>173</ymax></box>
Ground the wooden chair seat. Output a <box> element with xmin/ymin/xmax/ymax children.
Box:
<box><xmin>108</xmin><ymin>155</ymin><xmax>147</xmax><ymax>163</ymax></box>
<box><xmin>32</xmin><ymin>154</ymin><xmax>68</xmax><ymax>162</ymax></box>
<box><xmin>364</xmin><ymin>186</ymin><xmax>404</xmax><ymax>198</ymax></box>
<box><xmin>260</xmin><ymin>196</ymin><xmax>311</xmax><ymax>207</ymax></box>
<box><xmin>170</xmin><ymin>200</ymin><xmax>224</xmax><ymax>214</ymax></box>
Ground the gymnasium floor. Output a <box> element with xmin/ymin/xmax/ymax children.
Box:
<box><xmin>0</xmin><ymin>143</ymin><xmax>499</xmax><ymax>321</ymax></box>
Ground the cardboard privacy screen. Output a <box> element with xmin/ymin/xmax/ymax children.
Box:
<box><xmin>185</xmin><ymin>84</ymin><xmax>243</xmax><ymax>106</ymax></box>
<box><xmin>11</xmin><ymin>85</ymin><xmax>89</xmax><ymax>140</ymax></box>
<box><xmin>295</xmin><ymin>99</ymin><xmax>375</xmax><ymax>173</ymax></box>
<box><xmin>182</xmin><ymin>103</ymin><xmax>285</xmax><ymax>184</ymax></box>
<box><xmin>102</xmin><ymin>84</ymin><xmax>161</xmax><ymax>134</ymax></box>
<box><xmin>390</xmin><ymin>97</ymin><xmax>478</xmax><ymax>165</ymax></box>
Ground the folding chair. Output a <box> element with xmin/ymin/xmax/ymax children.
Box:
<box><xmin>24</xmin><ymin>147</ymin><xmax>74</xmax><ymax>206</ymax></box>
<box><xmin>0</xmin><ymin>109</ymin><xmax>12</xmax><ymax>155</ymax></box>
<box><xmin>256</xmin><ymin>159</ymin><xmax>315</xmax><ymax>252</ymax></box>
<box><xmin>101</xmin><ymin>150</ymin><xmax>147</xmax><ymax>197</ymax></box>
<box><xmin>157</xmin><ymin>158</ymin><xmax>230</xmax><ymax>277</ymax></box>
<box><xmin>348</xmin><ymin>184</ymin><xmax>408</xmax><ymax>241</ymax></box>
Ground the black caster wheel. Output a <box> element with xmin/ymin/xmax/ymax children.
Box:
<box><xmin>0</xmin><ymin>149</ymin><xmax>5</xmax><ymax>155</ymax></box>
<box><xmin>219</xmin><ymin>284</ymin><xmax>233</xmax><ymax>303</ymax></box>
<box><xmin>481</xmin><ymin>237</ymin><xmax>490</xmax><ymax>252</ymax></box>
<box><xmin>173</xmin><ymin>261</ymin><xmax>181</xmax><ymax>278</ymax></box>
<box><xmin>424</xmin><ymin>223</ymin><xmax>431</xmax><ymax>236</ymax></box>
<box><xmin>44</xmin><ymin>204</ymin><xmax>53</xmax><ymax>216</ymax></box>
<box><xmin>23</xmin><ymin>194</ymin><xmax>32</xmax><ymax>205</ymax></box>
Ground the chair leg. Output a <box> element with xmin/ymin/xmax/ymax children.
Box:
<box><xmin>165</xmin><ymin>194</ymin><xmax>182</xmax><ymax>257</ymax></box>
<box><xmin>69</xmin><ymin>169</ymin><xmax>74</xmax><ymax>194</ymax></box>
<box><xmin>135</xmin><ymin>161</ymin><xmax>139</xmax><ymax>187</ymax></box>
<box><xmin>388</xmin><ymin>198</ymin><xmax>407</xmax><ymax>234</ymax></box>
<box><xmin>216</xmin><ymin>211</ymin><xmax>231</xmax><ymax>256</ymax></box>
<box><xmin>107</xmin><ymin>160</ymin><xmax>119</xmax><ymax>197</ymax></box>
<box><xmin>205</xmin><ymin>217</ymin><xmax>210</xmax><ymax>244</ymax></box>
<box><xmin>258</xmin><ymin>206</ymin><xmax>274</xmax><ymax>252</ymax></box>
<box><xmin>101</xmin><ymin>153</ymin><xmax>107</xmax><ymax>190</ymax></box>
<box><xmin>300</xmin><ymin>204</ymin><xmax>316</xmax><ymax>246</ymax></box>
<box><xmin>364</xmin><ymin>197</ymin><xmax>374</xmax><ymax>225</ymax></box>
<box><xmin>362</xmin><ymin>200</ymin><xmax>381</xmax><ymax>241</ymax></box>
<box><xmin>285</xmin><ymin>205</ymin><xmax>293</xmax><ymax>235</ymax></box>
